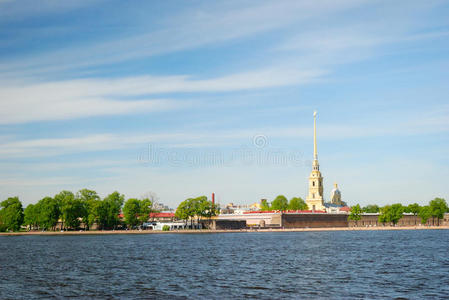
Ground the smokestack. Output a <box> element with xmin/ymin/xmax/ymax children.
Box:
<box><xmin>212</xmin><ymin>193</ymin><xmax>215</xmax><ymax>205</ymax></box>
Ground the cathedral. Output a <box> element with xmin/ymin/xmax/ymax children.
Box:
<box><xmin>305</xmin><ymin>111</ymin><xmax>344</xmax><ymax>211</ymax></box>
<box><xmin>330</xmin><ymin>183</ymin><xmax>343</xmax><ymax>206</ymax></box>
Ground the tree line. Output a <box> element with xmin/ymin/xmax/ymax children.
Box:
<box><xmin>260</xmin><ymin>195</ymin><xmax>308</xmax><ymax>211</ymax></box>
<box><xmin>349</xmin><ymin>198</ymin><xmax>448</xmax><ymax>225</ymax></box>
<box><xmin>0</xmin><ymin>189</ymin><xmax>157</xmax><ymax>232</ymax></box>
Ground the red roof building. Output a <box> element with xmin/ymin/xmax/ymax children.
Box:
<box><xmin>339</xmin><ymin>206</ymin><xmax>351</xmax><ymax>212</ymax></box>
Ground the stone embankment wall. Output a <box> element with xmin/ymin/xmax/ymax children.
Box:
<box><xmin>281</xmin><ymin>214</ymin><xmax>348</xmax><ymax>228</ymax></box>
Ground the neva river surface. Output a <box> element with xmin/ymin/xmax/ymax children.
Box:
<box><xmin>1</xmin><ymin>230</ymin><xmax>448</xmax><ymax>299</ymax></box>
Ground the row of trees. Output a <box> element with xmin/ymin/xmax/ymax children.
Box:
<box><xmin>349</xmin><ymin>198</ymin><xmax>448</xmax><ymax>225</ymax></box>
<box><xmin>174</xmin><ymin>196</ymin><xmax>219</xmax><ymax>226</ymax></box>
<box><xmin>260</xmin><ymin>195</ymin><xmax>308</xmax><ymax>211</ymax></box>
<box><xmin>0</xmin><ymin>189</ymin><xmax>157</xmax><ymax>232</ymax></box>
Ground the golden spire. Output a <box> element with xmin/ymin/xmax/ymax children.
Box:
<box><xmin>313</xmin><ymin>111</ymin><xmax>317</xmax><ymax>160</ymax></box>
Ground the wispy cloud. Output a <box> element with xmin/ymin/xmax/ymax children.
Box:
<box><xmin>1</xmin><ymin>106</ymin><xmax>448</xmax><ymax>159</ymax></box>
<box><xmin>0</xmin><ymin>0</ymin><xmax>365</xmax><ymax>77</ymax></box>
<box><xmin>0</xmin><ymin>176</ymin><xmax>84</xmax><ymax>187</ymax></box>
<box><xmin>1</xmin><ymin>0</ymin><xmax>448</xmax><ymax>205</ymax></box>
<box><xmin>0</xmin><ymin>67</ymin><xmax>325</xmax><ymax>124</ymax></box>
<box><xmin>275</xmin><ymin>25</ymin><xmax>449</xmax><ymax>69</ymax></box>
<box><xmin>0</xmin><ymin>0</ymin><xmax>102</xmax><ymax>22</ymax></box>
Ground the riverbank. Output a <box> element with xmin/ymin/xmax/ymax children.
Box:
<box><xmin>1</xmin><ymin>225</ymin><xmax>448</xmax><ymax>236</ymax></box>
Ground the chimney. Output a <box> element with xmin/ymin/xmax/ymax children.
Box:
<box><xmin>212</xmin><ymin>193</ymin><xmax>215</xmax><ymax>205</ymax></box>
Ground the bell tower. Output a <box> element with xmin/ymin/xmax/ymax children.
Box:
<box><xmin>306</xmin><ymin>111</ymin><xmax>325</xmax><ymax>211</ymax></box>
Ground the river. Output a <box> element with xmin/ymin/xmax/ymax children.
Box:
<box><xmin>1</xmin><ymin>230</ymin><xmax>448</xmax><ymax>299</ymax></box>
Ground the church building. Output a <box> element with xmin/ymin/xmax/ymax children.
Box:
<box><xmin>305</xmin><ymin>111</ymin><xmax>325</xmax><ymax>211</ymax></box>
<box><xmin>305</xmin><ymin>111</ymin><xmax>345</xmax><ymax>212</ymax></box>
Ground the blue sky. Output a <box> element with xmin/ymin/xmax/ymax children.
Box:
<box><xmin>0</xmin><ymin>0</ymin><xmax>448</xmax><ymax>208</ymax></box>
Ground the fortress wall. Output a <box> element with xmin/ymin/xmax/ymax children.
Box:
<box><xmin>202</xmin><ymin>219</ymin><xmax>247</xmax><ymax>230</ymax></box>
<box><xmin>215</xmin><ymin>220</ymin><xmax>247</xmax><ymax>230</ymax></box>
<box><xmin>271</xmin><ymin>214</ymin><xmax>282</xmax><ymax>226</ymax></box>
<box><xmin>205</xmin><ymin>213</ymin><xmax>449</xmax><ymax>230</ymax></box>
<box><xmin>282</xmin><ymin>214</ymin><xmax>348</xmax><ymax>228</ymax></box>
<box><xmin>349</xmin><ymin>214</ymin><xmax>445</xmax><ymax>227</ymax></box>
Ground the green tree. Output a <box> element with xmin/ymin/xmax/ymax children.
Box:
<box><xmin>193</xmin><ymin>196</ymin><xmax>207</xmax><ymax>217</ymax></box>
<box><xmin>0</xmin><ymin>214</ymin><xmax>6</xmax><ymax>232</ymax></box>
<box><xmin>260</xmin><ymin>199</ymin><xmax>270</xmax><ymax>211</ymax></box>
<box><xmin>185</xmin><ymin>196</ymin><xmax>205</xmax><ymax>227</ymax></box>
<box><xmin>76</xmin><ymin>189</ymin><xmax>100</xmax><ymax>229</ymax></box>
<box><xmin>362</xmin><ymin>204</ymin><xmax>380</xmax><ymax>213</ymax></box>
<box><xmin>197</xmin><ymin>197</ymin><xmax>219</xmax><ymax>220</ymax></box>
<box><xmin>405</xmin><ymin>203</ymin><xmax>421</xmax><ymax>215</ymax></box>
<box><xmin>36</xmin><ymin>197</ymin><xmax>60</xmax><ymax>230</ymax></box>
<box><xmin>271</xmin><ymin>195</ymin><xmax>288</xmax><ymax>211</ymax></box>
<box><xmin>390</xmin><ymin>203</ymin><xmax>405</xmax><ymax>225</ymax></box>
<box><xmin>379</xmin><ymin>204</ymin><xmax>404</xmax><ymax>226</ymax></box>
<box><xmin>175</xmin><ymin>196</ymin><xmax>219</xmax><ymax>229</ymax></box>
<box><xmin>87</xmin><ymin>199</ymin><xmax>103</xmax><ymax>229</ymax></box>
<box><xmin>55</xmin><ymin>191</ymin><xmax>73</xmax><ymax>230</ymax></box>
<box><xmin>77</xmin><ymin>189</ymin><xmax>100</xmax><ymax>202</ymax></box>
<box><xmin>123</xmin><ymin>198</ymin><xmax>141</xmax><ymax>228</ymax></box>
<box><xmin>138</xmin><ymin>198</ymin><xmax>153</xmax><ymax>225</ymax></box>
<box><xmin>100</xmin><ymin>191</ymin><xmax>124</xmax><ymax>229</ymax></box>
<box><xmin>175</xmin><ymin>198</ymin><xmax>193</xmax><ymax>226</ymax></box>
<box><xmin>348</xmin><ymin>204</ymin><xmax>362</xmax><ymax>226</ymax></box>
<box><xmin>0</xmin><ymin>197</ymin><xmax>24</xmax><ymax>231</ymax></box>
<box><xmin>288</xmin><ymin>197</ymin><xmax>308</xmax><ymax>210</ymax></box>
<box><xmin>418</xmin><ymin>206</ymin><xmax>432</xmax><ymax>225</ymax></box>
<box><xmin>59</xmin><ymin>192</ymin><xmax>85</xmax><ymax>230</ymax></box>
<box><xmin>429</xmin><ymin>197</ymin><xmax>448</xmax><ymax>225</ymax></box>
<box><xmin>118</xmin><ymin>197</ymin><xmax>153</xmax><ymax>228</ymax></box>
<box><xmin>24</xmin><ymin>204</ymin><xmax>39</xmax><ymax>230</ymax></box>
<box><xmin>175</xmin><ymin>197</ymin><xmax>207</xmax><ymax>227</ymax></box>
<box><xmin>54</xmin><ymin>190</ymin><xmax>73</xmax><ymax>207</ymax></box>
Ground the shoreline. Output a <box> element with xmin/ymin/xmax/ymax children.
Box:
<box><xmin>1</xmin><ymin>225</ymin><xmax>448</xmax><ymax>236</ymax></box>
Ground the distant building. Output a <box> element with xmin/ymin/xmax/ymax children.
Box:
<box><xmin>221</xmin><ymin>202</ymin><xmax>261</xmax><ymax>214</ymax></box>
<box><xmin>153</xmin><ymin>202</ymin><xmax>172</xmax><ymax>211</ymax></box>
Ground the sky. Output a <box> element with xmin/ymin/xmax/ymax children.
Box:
<box><xmin>0</xmin><ymin>0</ymin><xmax>448</xmax><ymax>208</ymax></box>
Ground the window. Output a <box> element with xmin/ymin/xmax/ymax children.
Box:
<box><xmin>312</xmin><ymin>181</ymin><xmax>315</xmax><ymax>186</ymax></box>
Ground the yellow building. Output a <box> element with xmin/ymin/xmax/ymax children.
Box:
<box><xmin>306</xmin><ymin>111</ymin><xmax>325</xmax><ymax>211</ymax></box>
<box><xmin>250</xmin><ymin>202</ymin><xmax>261</xmax><ymax>210</ymax></box>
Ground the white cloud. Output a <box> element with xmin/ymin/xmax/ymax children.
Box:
<box><xmin>0</xmin><ymin>66</ymin><xmax>325</xmax><ymax>124</ymax></box>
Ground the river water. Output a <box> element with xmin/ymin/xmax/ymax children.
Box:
<box><xmin>1</xmin><ymin>230</ymin><xmax>448</xmax><ymax>299</ymax></box>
